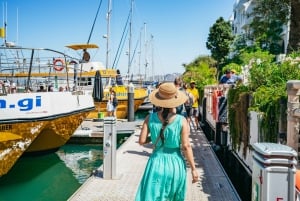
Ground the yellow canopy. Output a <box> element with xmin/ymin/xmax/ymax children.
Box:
<box><xmin>65</xmin><ymin>43</ymin><xmax>99</xmax><ymax>50</ymax></box>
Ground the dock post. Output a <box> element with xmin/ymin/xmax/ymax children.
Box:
<box><xmin>103</xmin><ymin>116</ymin><xmax>117</xmax><ymax>179</ymax></box>
<box><xmin>127</xmin><ymin>82</ymin><xmax>135</xmax><ymax>122</ymax></box>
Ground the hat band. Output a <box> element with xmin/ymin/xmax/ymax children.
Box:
<box><xmin>156</xmin><ymin>91</ymin><xmax>178</xmax><ymax>100</ymax></box>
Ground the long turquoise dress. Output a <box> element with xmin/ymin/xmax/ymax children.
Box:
<box><xmin>135</xmin><ymin>113</ymin><xmax>187</xmax><ymax>201</ymax></box>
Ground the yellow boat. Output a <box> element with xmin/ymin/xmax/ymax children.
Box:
<box><xmin>75</xmin><ymin>67</ymin><xmax>148</xmax><ymax>119</ymax></box>
<box><xmin>0</xmin><ymin>46</ymin><xmax>95</xmax><ymax>176</ymax></box>
<box><xmin>65</xmin><ymin>44</ymin><xmax>149</xmax><ymax>119</ymax></box>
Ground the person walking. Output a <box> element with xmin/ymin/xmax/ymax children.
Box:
<box><xmin>106</xmin><ymin>88</ymin><xmax>117</xmax><ymax>117</ymax></box>
<box><xmin>187</xmin><ymin>80</ymin><xmax>200</xmax><ymax>130</ymax></box>
<box><xmin>135</xmin><ymin>82</ymin><xmax>199</xmax><ymax>201</ymax></box>
<box><xmin>174</xmin><ymin>77</ymin><xmax>186</xmax><ymax>118</ymax></box>
<box><xmin>182</xmin><ymin>83</ymin><xmax>194</xmax><ymax>125</ymax></box>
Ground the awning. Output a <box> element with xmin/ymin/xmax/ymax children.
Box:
<box><xmin>65</xmin><ymin>43</ymin><xmax>99</xmax><ymax>50</ymax></box>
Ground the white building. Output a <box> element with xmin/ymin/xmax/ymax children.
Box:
<box><xmin>231</xmin><ymin>0</ymin><xmax>289</xmax><ymax>54</ymax></box>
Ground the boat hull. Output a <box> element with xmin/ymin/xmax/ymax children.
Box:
<box><xmin>0</xmin><ymin>92</ymin><xmax>95</xmax><ymax>176</ymax></box>
<box><xmin>0</xmin><ymin>111</ymin><xmax>90</xmax><ymax>176</ymax></box>
<box><xmin>26</xmin><ymin>111</ymin><xmax>91</xmax><ymax>152</ymax></box>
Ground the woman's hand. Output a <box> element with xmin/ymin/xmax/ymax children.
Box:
<box><xmin>145</xmin><ymin>136</ymin><xmax>151</xmax><ymax>144</ymax></box>
<box><xmin>191</xmin><ymin>169</ymin><xmax>199</xmax><ymax>183</ymax></box>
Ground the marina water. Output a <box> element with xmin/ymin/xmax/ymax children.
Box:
<box><xmin>0</xmin><ymin>144</ymin><xmax>102</xmax><ymax>201</ymax></box>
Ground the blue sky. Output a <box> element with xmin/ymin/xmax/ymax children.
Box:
<box><xmin>2</xmin><ymin>0</ymin><xmax>236</xmax><ymax>76</ymax></box>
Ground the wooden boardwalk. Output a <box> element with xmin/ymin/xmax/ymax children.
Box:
<box><xmin>68</xmin><ymin>119</ymin><xmax>241</xmax><ymax>201</ymax></box>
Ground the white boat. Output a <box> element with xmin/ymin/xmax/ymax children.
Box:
<box><xmin>0</xmin><ymin>45</ymin><xmax>95</xmax><ymax>176</ymax></box>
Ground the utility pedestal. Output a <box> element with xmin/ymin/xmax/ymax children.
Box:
<box><xmin>103</xmin><ymin>116</ymin><xmax>117</xmax><ymax>179</ymax></box>
<box><xmin>251</xmin><ymin>142</ymin><xmax>297</xmax><ymax>201</ymax></box>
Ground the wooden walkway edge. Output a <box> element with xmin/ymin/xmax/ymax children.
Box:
<box><xmin>68</xmin><ymin>121</ymin><xmax>241</xmax><ymax>201</ymax></box>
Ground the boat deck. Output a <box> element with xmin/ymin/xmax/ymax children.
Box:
<box><xmin>68</xmin><ymin>119</ymin><xmax>241</xmax><ymax>201</ymax></box>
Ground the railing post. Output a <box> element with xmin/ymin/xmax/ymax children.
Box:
<box><xmin>286</xmin><ymin>80</ymin><xmax>300</xmax><ymax>154</ymax></box>
<box><xmin>103</xmin><ymin>116</ymin><xmax>117</xmax><ymax>179</ymax></box>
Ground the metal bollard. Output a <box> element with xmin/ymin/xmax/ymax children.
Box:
<box><xmin>103</xmin><ymin>116</ymin><xmax>117</xmax><ymax>179</ymax></box>
<box><xmin>127</xmin><ymin>82</ymin><xmax>135</xmax><ymax>122</ymax></box>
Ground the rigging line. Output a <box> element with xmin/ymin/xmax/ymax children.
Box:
<box><xmin>87</xmin><ymin>0</ymin><xmax>103</xmax><ymax>44</ymax></box>
<box><xmin>130</xmin><ymin>37</ymin><xmax>140</xmax><ymax>67</ymax></box>
<box><xmin>112</xmin><ymin>12</ymin><xmax>131</xmax><ymax>69</ymax></box>
<box><xmin>114</xmin><ymin>29</ymin><xmax>129</xmax><ymax>69</ymax></box>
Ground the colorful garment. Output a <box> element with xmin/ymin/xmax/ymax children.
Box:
<box><xmin>135</xmin><ymin>113</ymin><xmax>187</xmax><ymax>201</ymax></box>
<box><xmin>187</xmin><ymin>88</ymin><xmax>199</xmax><ymax>108</ymax></box>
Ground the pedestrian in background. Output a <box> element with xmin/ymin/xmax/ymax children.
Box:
<box><xmin>219</xmin><ymin>69</ymin><xmax>242</xmax><ymax>84</ymax></box>
<box><xmin>219</xmin><ymin>69</ymin><xmax>232</xmax><ymax>84</ymax></box>
<box><xmin>116</xmin><ymin>69</ymin><xmax>123</xmax><ymax>85</ymax></box>
<box><xmin>182</xmin><ymin>83</ymin><xmax>194</xmax><ymax>125</ymax></box>
<box><xmin>107</xmin><ymin>88</ymin><xmax>117</xmax><ymax>117</ymax></box>
<box><xmin>135</xmin><ymin>82</ymin><xmax>199</xmax><ymax>201</ymax></box>
<box><xmin>187</xmin><ymin>80</ymin><xmax>200</xmax><ymax>130</ymax></box>
<box><xmin>230</xmin><ymin>69</ymin><xmax>243</xmax><ymax>84</ymax></box>
<box><xmin>82</xmin><ymin>49</ymin><xmax>90</xmax><ymax>62</ymax></box>
<box><xmin>174</xmin><ymin>77</ymin><xmax>187</xmax><ymax>118</ymax></box>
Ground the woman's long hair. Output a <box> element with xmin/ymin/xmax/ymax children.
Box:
<box><xmin>159</xmin><ymin>108</ymin><xmax>172</xmax><ymax>145</ymax></box>
<box><xmin>162</xmin><ymin>108</ymin><xmax>169</xmax><ymax>120</ymax></box>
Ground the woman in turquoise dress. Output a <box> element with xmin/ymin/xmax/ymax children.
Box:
<box><xmin>135</xmin><ymin>82</ymin><xmax>199</xmax><ymax>201</ymax></box>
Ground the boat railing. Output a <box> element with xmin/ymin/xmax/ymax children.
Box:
<box><xmin>0</xmin><ymin>47</ymin><xmax>86</xmax><ymax>93</ymax></box>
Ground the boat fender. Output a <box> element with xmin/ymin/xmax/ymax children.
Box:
<box><xmin>53</xmin><ymin>58</ymin><xmax>65</xmax><ymax>71</ymax></box>
<box><xmin>296</xmin><ymin>170</ymin><xmax>300</xmax><ymax>191</ymax></box>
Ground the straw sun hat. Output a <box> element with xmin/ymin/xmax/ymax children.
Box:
<box><xmin>149</xmin><ymin>82</ymin><xmax>187</xmax><ymax>108</ymax></box>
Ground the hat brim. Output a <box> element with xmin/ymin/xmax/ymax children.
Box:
<box><xmin>149</xmin><ymin>89</ymin><xmax>187</xmax><ymax>108</ymax></box>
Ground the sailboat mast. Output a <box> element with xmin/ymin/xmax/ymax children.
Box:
<box><xmin>1</xmin><ymin>3</ymin><xmax>3</xmax><ymax>44</ymax></box>
<box><xmin>151</xmin><ymin>34</ymin><xmax>154</xmax><ymax>81</ymax></box>
<box><xmin>106</xmin><ymin>0</ymin><xmax>112</xmax><ymax>69</ymax></box>
<box><xmin>2</xmin><ymin>2</ymin><xmax>7</xmax><ymax>45</ymax></box>
<box><xmin>127</xmin><ymin>0</ymin><xmax>133</xmax><ymax>76</ymax></box>
<box><xmin>16</xmin><ymin>7</ymin><xmax>18</xmax><ymax>45</ymax></box>
<box><xmin>138</xmin><ymin>27</ymin><xmax>142</xmax><ymax>80</ymax></box>
<box><xmin>144</xmin><ymin>22</ymin><xmax>148</xmax><ymax>81</ymax></box>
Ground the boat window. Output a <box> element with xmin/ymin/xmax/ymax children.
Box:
<box><xmin>77</xmin><ymin>77</ymin><xmax>93</xmax><ymax>86</ymax></box>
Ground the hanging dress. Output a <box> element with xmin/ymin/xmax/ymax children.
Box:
<box><xmin>135</xmin><ymin>113</ymin><xmax>187</xmax><ymax>201</ymax></box>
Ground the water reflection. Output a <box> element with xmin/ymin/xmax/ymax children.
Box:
<box><xmin>56</xmin><ymin>144</ymin><xmax>103</xmax><ymax>184</ymax></box>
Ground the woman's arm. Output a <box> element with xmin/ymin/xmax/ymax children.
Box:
<box><xmin>181</xmin><ymin>118</ymin><xmax>199</xmax><ymax>183</ymax></box>
<box><xmin>138</xmin><ymin>115</ymin><xmax>150</xmax><ymax>145</ymax></box>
